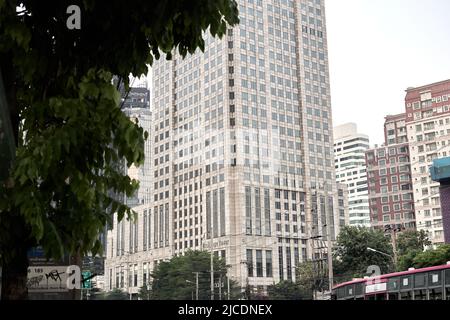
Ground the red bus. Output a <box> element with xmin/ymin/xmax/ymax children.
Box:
<box><xmin>332</xmin><ymin>263</ymin><xmax>450</xmax><ymax>300</ymax></box>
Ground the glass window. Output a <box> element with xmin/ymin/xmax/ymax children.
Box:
<box><xmin>266</xmin><ymin>250</ymin><xmax>273</xmax><ymax>277</ymax></box>
<box><xmin>388</xmin><ymin>293</ymin><xmax>399</xmax><ymax>300</ymax></box>
<box><xmin>247</xmin><ymin>249</ymin><xmax>253</xmax><ymax>277</ymax></box>
<box><xmin>445</xmin><ymin>269</ymin><xmax>450</xmax><ymax>285</ymax></box>
<box><xmin>429</xmin><ymin>288</ymin><xmax>443</xmax><ymax>300</ymax></box>
<box><xmin>388</xmin><ymin>278</ymin><xmax>399</xmax><ymax>291</ymax></box>
<box><xmin>400</xmin><ymin>291</ymin><xmax>412</xmax><ymax>300</ymax></box>
<box><xmin>346</xmin><ymin>285</ymin><xmax>354</xmax><ymax>298</ymax></box>
<box><xmin>355</xmin><ymin>283</ymin><xmax>363</xmax><ymax>296</ymax></box>
<box><xmin>414</xmin><ymin>273</ymin><xmax>426</xmax><ymax>288</ymax></box>
<box><xmin>376</xmin><ymin>294</ymin><xmax>386</xmax><ymax>300</ymax></box>
<box><xmin>401</xmin><ymin>276</ymin><xmax>412</xmax><ymax>290</ymax></box>
<box><xmin>256</xmin><ymin>250</ymin><xmax>263</xmax><ymax>277</ymax></box>
<box><xmin>337</xmin><ymin>287</ymin><xmax>345</xmax><ymax>300</ymax></box>
<box><xmin>414</xmin><ymin>290</ymin><xmax>427</xmax><ymax>300</ymax></box>
<box><xmin>428</xmin><ymin>271</ymin><xmax>442</xmax><ymax>287</ymax></box>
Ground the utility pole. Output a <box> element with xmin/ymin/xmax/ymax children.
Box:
<box><xmin>240</xmin><ymin>260</ymin><xmax>248</xmax><ymax>299</ymax></box>
<box><xmin>310</xmin><ymin>227</ymin><xmax>317</xmax><ymax>300</ymax></box>
<box><xmin>227</xmin><ymin>275</ymin><xmax>230</xmax><ymax>300</ymax></box>
<box><xmin>324</xmin><ymin>184</ymin><xmax>334</xmax><ymax>297</ymax></box>
<box><xmin>193</xmin><ymin>272</ymin><xmax>199</xmax><ymax>300</ymax></box>
<box><xmin>392</xmin><ymin>228</ymin><xmax>398</xmax><ymax>267</ymax></box>
<box><xmin>309</xmin><ymin>201</ymin><xmax>317</xmax><ymax>300</ymax></box>
<box><xmin>210</xmin><ymin>217</ymin><xmax>214</xmax><ymax>301</ymax></box>
<box><xmin>385</xmin><ymin>225</ymin><xmax>400</xmax><ymax>267</ymax></box>
<box><xmin>309</xmin><ymin>192</ymin><xmax>316</xmax><ymax>300</ymax></box>
<box><xmin>219</xmin><ymin>274</ymin><xmax>222</xmax><ymax>300</ymax></box>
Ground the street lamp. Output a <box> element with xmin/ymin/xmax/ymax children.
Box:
<box><xmin>367</xmin><ymin>247</ymin><xmax>395</xmax><ymax>265</ymax></box>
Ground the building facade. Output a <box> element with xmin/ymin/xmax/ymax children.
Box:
<box><xmin>102</xmin><ymin>87</ymin><xmax>152</xmax><ymax>258</ymax></box>
<box><xmin>405</xmin><ymin>79</ymin><xmax>450</xmax><ymax>246</ymax></box>
<box><xmin>365</xmin><ymin>114</ymin><xmax>416</xmax><ymax>231</ymax></box>
<box><xmin>120</xmin><ymin>84</ymin><xmax>151</xmax><ymax>110</ymax></box>
<box><xmin>336</xmin><ymin>183</ymin><xmax>349</xmax><ymax>228</ymax></box>
<box><xmin>334</xmin><ymin>123</ymin><xmax>370</xmax><ymax>227</ymax></box>
<box><xmin>122</xmin><ymin>106</ymin><xmax>153</xmax><ymax>206</ymax></box>
<box><xmin>105</xmin><ymin>0</ymin><xmax>339</xmax><ymax>295</ymax></box>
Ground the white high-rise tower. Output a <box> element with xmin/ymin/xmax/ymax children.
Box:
<box><xmin>334</xmin><ymin>123</ymin><xmax>370</xmax><ymax>227</ymax></box>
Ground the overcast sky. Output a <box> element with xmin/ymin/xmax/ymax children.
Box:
<box><xmin>326</xmin><ymin>0</ymin><xmax>450</xmax><ymax>145</ymax></box>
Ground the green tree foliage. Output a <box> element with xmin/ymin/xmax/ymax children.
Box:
<box><xmin>409</xmin><ymin>244</ymin><xmax>450</xmax><ymax>269</ymax></box>
<box><xmin>0</xmin><ymin>0</ymin><xmax>239</xmax><ymax>299</ymax></box>
<box><xmin>138</xmin><ymin>284</ymin><xmax>152</xmax><ymax>301</ymax></box>
<box><xmin>333</xmin><ymin>226</ymin><xmax>393</xmax><ymax>282</ymax></box>
<box><xmin>397</xmin><ymin>251</ymin><xmax>418</xmax><ymax>273</ymax></box>
<box><xmin>149</xmin><ymin>250</ymin><xmax>239</xmax><ymax>300</ymax></box>
<box><xmin>396</xmin><ymin>230</ymin><xmax>431</xmax><ymax>271</ymax></box>
<box><xmin>104</xmin><ymin>288</ymin><xmax>129</xmax><ymax>301</ymax></box>
<box><xmin>295</xmin><ymin>261</ymin><xmax>323</xmax><ymax>298</ymax></box>
<box><xmin>267</xmin><ymin>281</ymin><xmax>310</xmax><ymax>300</ymax></box>
<box><xmin>397</xmin><ymin>230</ymin><xmax>431</xmax><ymax>256</ymax></box>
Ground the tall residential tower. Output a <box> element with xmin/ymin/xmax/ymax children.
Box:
<box><xmin>405</xmin><ymin>79</ymin><xmax>450</xmax><ymax>246</ymax></box>
<box><xmin>365</xmin><ymin>114</ymin><xmax>416</xmax><ymax>232</ymax></box>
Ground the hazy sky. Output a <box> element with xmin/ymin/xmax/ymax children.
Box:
<box><xmin>325</xmin><ymin>0</ymin><xmax>450</xmax><ymax>145</ymax></box>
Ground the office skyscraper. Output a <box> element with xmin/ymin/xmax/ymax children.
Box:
<box><xmin>106</xmin><ymin>0</ymin><xmax>339</xmax><ymax>295</ymax></box>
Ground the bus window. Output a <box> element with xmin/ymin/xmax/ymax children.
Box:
<box><xmin>428</xmin><ymin>271</ymin><xmax>442</xmax><ymax>287</ymax></box>
<box><xmin>355</xmin><ymin>283</ymin><xmax>363</xmax><ymax>296</ymax></box>
<box><xmin>400</xmin><ymin>291</ymin><xmax>412</xmax><ymax>300</ymax></box>
<box><xmin>446</xmin><ymin>270</ymin><xmax>450</xmax><ymax>286</ymax></box>
<box><xmin>376</xmin><ymin>293</ymin><xmax>386</xmax><ymax>301</ymax></box>
<box><xmin>414</xmin><ymin>289</ymin><xmax>427</xmax><ymax>300</ymax></box>
<box><xmin>400</xmin><ymin>276</ymin><xmax>412</xmax><ymax>290</ymax></box>
<box><xmin>337</xmin><ymin>287</ymin><xmax>346</xmax><ymax>300</ymax></box>
<box><xmin>429</xmin><ymin>288</ymin><xmax>443</xmax><ymax>300</ymax></box>
<box><xmin>345</xmin><ymin>285</ymin><xmax>354</xmax><ymax>298</ymax></box>
<box><xmin>414</xmin><ymin>273</ymin><xmax>426</xmax><ymax>288</ymax></box>
<box><xmin>388</xmin><ymin>293</ymin><xmax>399</xmax><ymax>300</ymax></box>
<box><xmin>388</xmin><ymin>277</ymin><xmax>399</xmax><ymax>291</ymax></box>
<box><xmin>366</xmin><ymin>294</ymin><xmax>386</xmax><ymax>300</ymax></box>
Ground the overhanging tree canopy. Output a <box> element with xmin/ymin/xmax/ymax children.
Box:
<box><xmin>0</xmin><ymin>0</ymin><xmax>239</xmax><ymax>299</ymax></box>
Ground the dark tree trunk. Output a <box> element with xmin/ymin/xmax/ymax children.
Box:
<box><xmin>1</xmin><ymin>50</ymin><xmax>30</xmax><ymax>301</ymax></box>
<box><xmin>1</xmin><ymin>240</ymin><xmax>29</xmax><ymax>300</ymax></box>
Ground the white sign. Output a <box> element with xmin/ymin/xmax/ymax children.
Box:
<box><xmin>365</xmin><ymin>283</ymin><xmax>387</xmax><ymax>294</ymax></box>
<box><xmin>27</xmin><ymin>266</ymin><xmax>76</xmax><ymax>292</ymax></box>
<box><xmin>27</xmin><ymin>266</ymin><xmax>68</xmax><ymax>292</ymax></box>
<box><xmin>432</xmin><ymin>274</ymin><xmax>439</xmax><ymax>283</ymax></box>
